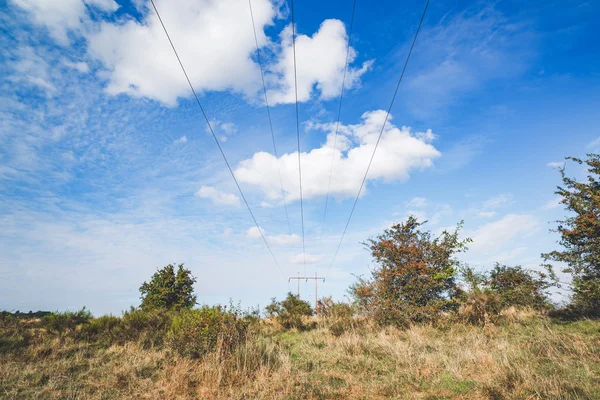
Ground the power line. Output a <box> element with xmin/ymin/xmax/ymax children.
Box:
<box><xmin>319</xmin><ymin>0</ymin><xmax>357</xmax><ymax>241</ymax></box>
<box><xmin>248</xmin><ymin>0</ymin><xmax>292</xmax><ymax>235</ymax></box>
<box><xmin>290</xmin><ymin>0</ymin><xmax>306</xmax><ymax>275</ymax></box>
<box><xmin>324</xmin><ymin>0</ymin><xmax>430</xmax><ymax>280</ymax></box>
<box><xmin>149</xmin><ymin>0</ymin><xmax>285</xmax><ymax>279</ymax></box>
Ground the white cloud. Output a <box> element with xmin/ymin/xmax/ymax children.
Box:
<box><xmin>547</xmin><ymin>161</ymin><xmax>565</xmax><ymax>168</ymax></box>
<box><xmin>208</xmin><ymin>120</ymin><xmax>238</xmax><ymax>142</ymax></box>
<box><xmin>269</xmin><ymin>233</ymin><xmax>301</xmax><ymax>246</ymax></box>
<box><xmin>267</xmin><ymin>19</ymin><xmax>373</xmax><ymax>105</ymax></box>
<box><xmin>246</xmin><ymin>227</ymin><xmax>300</xmax><ymax>246</ymax></box>
<box><xmin>482</xmin><ymin>193</ymin><xmax>514</xmax><ymax>209</ymax></box>
<box><xmin>173</xmin><ymin>135</ymin><xmax>188</xmax><ymax>144</ymax></box>
<box><xmin>247</xmin><ymin>226</ymin><xmax>265</xmax><ymax>239</ymax></box>
<box><xmin>9</xmin><ymin>0</ymin><xmax>119</xmax><ymax>44</ymax></box>
<box><xmin>85</xmin><ymin>0</ymin><xmax>119</xmax><ymax>12</ymax></box>
<box><xmin>13</xmin><ymin>0</ymin><xmax>369</xmax><ymax>107</ymax></box>
<box><xmin>587</xmin><ymin>137</ymin><xmax>600</xmax><ymax>150</ymax></box>
<box><xmin>476</xmin><ymin>210</ymin><xmax>496</xmax><ymax>218</ymax></box>
<box><xmin>196</xmin><ymin>186</ymin><xmax>240</xmax><ymax>207</ymax></box>
<box><xmin>10</xmin><ymin>0</ymin><xmax>87</xmax><ymax>44</ymax></box>
<box><xmin>64</xmin><ymin>60</ymin><xmax>90</xmax><ymax>73</ymax></box>
<box><xmin>289</xmin><ymin>253</ymin><xmax>323</xmax><ymax>264</ymax></box>
<box><xmin>235</xmin><ymin>110</ymin><xmax>440</xmax><ymax>202</ymax></box>
<box><xmin>542</xmin><ymin>197</ymin><xmax>562</xmax><ymax>210</ymax></box>
<box><xmin>470</xmin><ymin>214</ymin><xmax>539</xmax><ymax>252</ymax></box>
<box><xmin>9</xmin><ymin>46</ymin><xmax>56</xmax><ymax>93</ymax></box>
<box><xmin>406</xmin><ymin>197</ymin><xmax>428</xmax><ymax>208</ymax></box>
<box><xmin>85</xmin><ymin>0</ymin><xmax>275</xmax><ymax>106</ymax></box>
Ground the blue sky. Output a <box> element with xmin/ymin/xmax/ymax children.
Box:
<box><xmin>1</xmin><ymin>0</ymin><xmax>599</xmax><ymax>315</ymax></box>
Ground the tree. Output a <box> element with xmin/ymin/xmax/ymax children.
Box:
<box><xmin>542</xmin><ymin>154</ymin><xmax>600</xmax><ymax>316</ymax></box>
<box><xmin>139</xmin><ymin>263</ymin><xmax>197</xmax><ymax>311</ymax></box>
<box><xmin>265</xmin><ymin>292</ymin><xmax>313</xmax><ymax>329</ymax></box>
<box><xmin>350</xmin><ymin>216</ymin><xmax>470</xmax><ymax>326</ymax></box>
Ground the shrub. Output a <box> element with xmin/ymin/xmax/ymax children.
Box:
<box><xmin>77</xmin><ymin>315</ymin><xmax>121</xmax><ymax>344</ymax></box>
<box><xmin>489</xmin><ymin>264</ymin><xmax>553</xmax><ymax>310</ymax></box>
<box><xmin>116</xmin><ymin>307</ymin><xmax>173</xmax><ymax>348</ymax></box>
<box><xmin>350</xmin><ymin>217</ymin><xmax>470</xmax><ymax>327</ymax></box>
<box><xmin>317</xmin><ymin>297</ymin><xmax>356</xmax><ymax>336</ymax></box>
<box><xmin>458</xmin><ymin>291</ymin><xmax>503</xmax><ymax>326</ymax></box>
<box><xmin>0</xmin><ymin>312</ymin><xmax>31</xmax><ymax>354</ymax></box>
<box><xmin>169</xmin><ymin>306</ymin><xmax>248</xmax><ymax>358</ymax></box>
<box><xmin>266</xmin><ymin>293</ymin><xmax>313</xmax><ymax>330</ymax></box>
<box><xmin>41</xmin><ymin>307</ymin><xmax>92</xmax><ymax>335</ymax></box>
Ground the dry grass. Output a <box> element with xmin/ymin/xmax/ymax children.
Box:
<box><xmin>1</xmin><ymin>312</ymin><xmax>599</xmax><ymax>399</ymax></box>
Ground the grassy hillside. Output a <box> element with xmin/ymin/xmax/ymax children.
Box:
<box><xmin>1</xmin><ymin>309</ymin><xmax>599</xmax><ymax>399</ymax></box>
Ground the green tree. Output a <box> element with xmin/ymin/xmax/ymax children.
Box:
<box><xmin>350</xmin><ymin>216</ymin><xmax>470</xmax><ymax>326</ymax></box>
<box><xmin>542</xmin><ymin>154</ymin><xmax>600</xmax><ymax>316</ymax></box>
<box><xmin>266</xmin><ymin>292</ymin><xmax>313</xmax><ymax>329</ymax></box>
<box><xmin>139</xmin><ymin>263</ymin><xmax>197</xmax><ymax>311</ymax></box>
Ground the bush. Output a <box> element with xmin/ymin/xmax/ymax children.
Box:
<box><xmin>317</xmin><ymin>297</ymin><xmax>356</xmax><ymax>336</ymax></box>
<box><xmin>0</xmin><ymin>312</ymin><xmax>31</xmax><ymax>354</ymax></box>
<box><xmin>41</xmin><ymin>307</ymin><xmax>92</xmax><ymax>335</ymax></box>
<box><xmin>119</xmin><ymin>307</ymin><xmax>173</xmax><ymax>348</ymax></box>
<box><xmin>169</xmin><ymin>306</ymin><xmax>248</xmax><ymax>358</ymax></box>
<box><xmin>266</xmin><ymin>293</ymin><xmax>313</xmax><ymax>330</ymax></box>
<box><xmin>489</xmin><ymin>264</ymin><xmax>553</xmax><ymax>310</ymax></box>
<box><xmin>77</xmin><ymin>315</ymin><xmax>121</xmax><ymax>344</ymax></box>
<box><xmin>458</xmin><ymin>291</ymin><xmax>503</xmax><ymax>326</ymax></box>
<box><xmin>351</xmin><ymin>217</ymin><xmax>470</xmax><ymax>327</ymax></box>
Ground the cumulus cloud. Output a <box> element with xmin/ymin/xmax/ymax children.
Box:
<box><xmin>13</xmin><ymin>0</ymin><xmax>370</xmax><ymax>106</ymax></box>
<box><xmin>196</xmin><ymin>186</ymin><xmax>240</xmax><ymax>207</ymax></box>
<box><xmin>235</xmin><ymin>110</ymin><xmax>440</xmax><ymax>202</ymax></box>
<box><xmin>267</xmin><ymin>19</ymin><xmax>373</xmax><ymax>104</ymax></box>
<box><xmin>289</xmin><ymin>253</ymin><xmax>323</xmax><ymax>264</ymax></box>
<box><xmin>547</xmin><ymin>161</ymin><xmax>565</xmax><ymax>168</ymax></box>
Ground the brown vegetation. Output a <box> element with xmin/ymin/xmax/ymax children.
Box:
<box><xmin>1</xmin><ymin>308</ymin><xmax>600</xmax><ymax>399</ymax></box>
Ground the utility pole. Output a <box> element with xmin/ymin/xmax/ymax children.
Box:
<box><xmin>289</xmin><ymin>272</ymin><xmax>325</xmax><ymax>312</ymax></box>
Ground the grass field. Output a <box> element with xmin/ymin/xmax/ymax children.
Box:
<box><xmin>1</xmin><ymin>309</ymin><xmax>599</xmax><ymax>399</ymax></box>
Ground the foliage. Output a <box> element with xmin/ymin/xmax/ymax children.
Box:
<box><xmin>139</xmin><ymin>263</ymin><xmax>197</xmax><ymax>311</ymax></box>
<box><xmin>77</xmin><ymin>315</ymin><xmax>121</xmax><ymax>344</ymax></box>
<box><xmin>542</xmin><ymin>154</ymin><xmax>600</xmax><ymax>316</ymax></box>
<box><xmin>117</xmin><ymin>307</ymin><xmax>173</xmax><ymax>348</ymax></box>
<box><xmin>169</xmin><ymin>306</ymin><xmax>249</xmax><ymax>358</ymax></box>
<box><xmin>0</xmin><ymin>313</ymin><xmax>31</xmax><ymax>355</ymax></box>
<box><xmin>266</xmin><ymin>293</ymin><xmax>313</xmax><ymax>330</ymax></box>
<box><xmin>350</xmin><ymin>216</ymin><xmax>470</xmax><ymax>327</ymax></box>
<box><xmin>316</xmin><ymin>297</ymin><xmax>356</xmax><ymax>336</ymax></box>
<box><xmin>457</xmin><ymin>265</ymin><xmax>553</xmax><ymax>325</ymax></box>
<box><xmin>41</xmin><ymin>307</ymin><xmax>91</xmax><ymax>335</ymax></box>
<box><xmin>489</xmin><ymin>264</ymin><xmax>553</xmax><ymax>309</ymax></box>
<box><xmin>458</xmin><ymin>291</ymin><xmax>503</xmax><ymax>325</ymax></box>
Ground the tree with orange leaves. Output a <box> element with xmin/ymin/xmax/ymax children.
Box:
<box><xmin>350</xmin><ymin>216</ymin><xmax>471</xmax><ymax>326</ymax></box>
